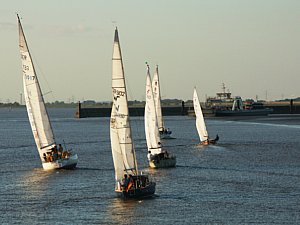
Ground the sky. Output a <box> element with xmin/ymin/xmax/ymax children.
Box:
<box><xmin>1</xmin><ymin>0</ymin><xmax>300</xmax><ymax>103</ymax></box>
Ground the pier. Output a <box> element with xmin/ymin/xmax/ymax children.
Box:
<box><xmin>75</xmin><ymin>101</ymin><xmax>188</xmax><ymax>118</ymax></box>
<box><xmin>75</xmin><ymin>100</ymin><xmax>300</xmax><ymax>118</ymax></box>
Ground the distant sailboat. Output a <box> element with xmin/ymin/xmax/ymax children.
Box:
<box><xmin>145</xmin><ymin>64</ymin><xmax>176</xmax><ymax>168</ymax></box>
<box><xmin>152</xmin><ymin>66</ymin><xmax>173</xmax><ymax>139</ymax></box>
<box><xmin>17</xmin><ymin>15</ymin><xmax>78</xmax><ymax>170</ymax></box>
<box><xmin>193</xmin><ymin>88</ymin><xmax>219</xmax><ymax>145</ymax></box>
<box><xmin>110</xmin><ymin>28</ymin><xmax>156</xmax><ymax>198</ymax></box>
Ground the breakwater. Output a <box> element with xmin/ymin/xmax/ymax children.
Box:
<box><xmin>75</xmin><ymin>101</ymin><xmax>300</xmax><ymax>118</ymax></box>
<box><xmin>75</xmin><ymin>102</ymin><xmax>187</xmax><ymax>118</ymax></box>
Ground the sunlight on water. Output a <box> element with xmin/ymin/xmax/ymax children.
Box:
<box><xmin>0</xmin><ymin>109</ymin><xmax>299</xmax><ymax>224</ymax></box>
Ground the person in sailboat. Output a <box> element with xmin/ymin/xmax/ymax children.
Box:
<box><xmin>202</xmin><ymin>138</ymin><xmax>210</xmax><ymax>145</ymax></box>
<box><xmin>215</xmin><ymin>134</ymin><xmax>219</xmax><ymax>141</ymax></box>
<box><xmin>57</xmin><ymin>144</ymin><xmax>63</xmax><ymax>159</ymax></box>
<box><xmin>121</xmin><ymin>174</ymin><xmax>129</xmax><ymax>190</ymax></box>
<box><xmin>48</xmin><ymin>152</ymin><xmax>53</xmax><ymax>162</ymax></box>
<box><xmin>52</xmin><ymin>147</ymin><xmax>58</xmax><ymax>161</ymax></box>
<box><xmin>160</xmin><ymin>128</ymin><xmax>172</xmax><ymax>135</ymax></box>
<box><xmin>158</xmin><ymin>142</ymin><xmax>169</xmax><ymax>158</ymax></box>
<box><xmin>148</xmin><ymin>151</ymin><xmax>152</xmax><ymax>161</ymax></box>
<box><xmin>126</xmin><ymin>174</ymin><xmax>134</xmax><ymax>191</ymax></box>
<box><xmin>164</xmin><ymin>150</ymin><xmax>169</xmax><ymax>158</ymax></box>
<box><xmin>203</xmin><ymin>134</ymin><xmax>219</xmax><ymax>145</ymax></box>
<box><xmin>43</xmin><ymin>153</ymin><xmax>47</xmax><ymax>162</ymax></box>
<box><xmin>209</xmin><ymin>134</ymin><xmax>219</xmax><ymax>144</ymax></box>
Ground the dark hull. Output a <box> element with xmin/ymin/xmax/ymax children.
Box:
<box><xmin>160</xmin><ymin>130</ymin><xmax>173</xmax><ymax>139</ymax></box>
<box><xmin>215</xmin><ymin>109</ymin><xmax>273</xmax><ymax>117</ymax></box>
<box><xmin>116</xmin><ymin>182</ymin><xmax>156</xmax><ymax>199</ymax></box>
<box><xmin>149</xmin><ymin>156</ymin><xmax>176</xmax><ymax>168</ymax></box>
<box><xmin>60</xmin><ymin>162</ymin><xmax>77</xmax><ymax>169</ymax></box>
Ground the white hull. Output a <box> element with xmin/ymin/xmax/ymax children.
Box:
<box><xmin>42</xmin><ymin>154</ymin><xmax>78</xmax><ymax>170</ymax></box>
<box><xmin>149</xmin><ymin>156</ymin><xmax>176</xmax><ymax>168</ymax></box>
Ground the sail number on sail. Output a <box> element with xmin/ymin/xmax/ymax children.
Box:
<box><xmin>21</xmin><ymin>54</ymin><xmax>27</xmax><ymax>60</ymax></box>
<box><xmin>112</xmin><ymin>88</ymin><xmax>125</xmax><ymax>97</ymax></box>
<box><xmin>23</xmin><ymin>65</ymin><xmax>30</xmax><ymax>71</ymax></box>
<box><xmin>112</xmin><ymin>88</ymin><xmax>126</xmax><ymax>118</ymax></box>
<box><xmin>24</xmin><ymin>74</ymin><xmax>35</xmax><ymax>80</ymax></box>
<box><xmin>21</xmin><ymin>54</ymin><xmax>35</xmax><ymax>80</ymax></box>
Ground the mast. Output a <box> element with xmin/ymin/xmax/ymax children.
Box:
<box><xmin>111</xmin><ymin>27</ymin><xmax>138</xmax><ymax>182</ymax></box>
<box><xmin>17</xmin><ymin>14</ymin><xmax>56</xmax><ymax>157</ymax></box>
<box><xmin>152</xmin><ymin>65</ymin><xmax>164</xmax><ymax>131</ymax></box>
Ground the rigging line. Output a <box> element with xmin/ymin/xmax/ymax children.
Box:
<box><xmin>30</xmin><ymin>52</ymin><xmax>56</xmax><ymax>102</ymax></box>
<box><xmin>40</xmin><ymin>142</ymin><xmax>56</xmax><ymax>149</ymax></box>
<box><xmin>42</xmin><ymin>91</ymin><xmax>53</xmax><ymax>97</ymax></box>
<box><xmin>126</xmin><ymin>77</ymin><xmax>144</xmax><ymax>138</ymax></box>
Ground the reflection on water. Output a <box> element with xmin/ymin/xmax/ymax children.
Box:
<box><xmin>20</xmin><ymin>168</ymin><xmax>54</xmax><ymax>200</ymax></box>
<box><xmin>108</xmin><ymin>196</ymin><xmax>160</xmax><ymax>225</ymax></box>
<box><xmin>108</xmin><ymin>198</ymin><xmax>138</xmax><ymax>224</ymax></box>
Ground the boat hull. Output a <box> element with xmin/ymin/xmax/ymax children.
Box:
<box><xmin>200</xmin><ymin>139</ymin><xmax>218</xmax><ymax>145</ymax></box>
<box><xmin>149</xmin><ymin>156</ymin><xmax>176</xmax><ymax>168</ymax></box>
<box><xmin>42</xmin><ymin>154</ymin><xmax>78</xmax><ymax>170</ymax></box>
<box><xmin>160</xmin><ymin>131</ymin><xmax>174</xmax><ymax>139</ymax></box>
<box><xmin>116</xmin><ymin>182</ymin><xmax>156</xmax><ymax>199</ymax></box>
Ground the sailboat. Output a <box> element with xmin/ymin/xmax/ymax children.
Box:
<box><xmin>110</xmin><ymin>28</ymin><xmax>156</xmax><ymax>198</ymax></box>
<box><xmin>193</xmin><ymin>88</ymin><xmax>219</xmax><ymax>145</ymax></box>
<box><xmin>152</xmin><ymin>65</ymin><xmax>173</xmax><ymax>139</ymax></box>
<box><xmin>17</xmin><ymin>15</ymin><xmax>78</xmax><ymax>170</ymax></box>
<box><xmin>145</xmin><ymin>64</ymin><xmax>176</xmax><ymax>168</ymax></box>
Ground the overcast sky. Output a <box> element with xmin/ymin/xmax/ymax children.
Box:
<box><xmin>1</xmin><ymin>0</ymin><xmax>300</xmax><ymax>103</ymax></box>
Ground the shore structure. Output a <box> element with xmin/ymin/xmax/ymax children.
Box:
<box><xmin>75</xmin><ymin>100</ymin><xmax>300</xmax><ymax>118</ymax></box>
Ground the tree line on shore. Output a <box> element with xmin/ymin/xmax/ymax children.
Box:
<box><xmin>0</xmin><ymin>99</ymin><xmax>186</xmax><ymax>108</ymax></box>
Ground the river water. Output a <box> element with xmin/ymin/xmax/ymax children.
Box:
<box><xmin>0</xmin><ymin>108</ymin><xmax>299</xmax><ymax>224</ymax></box>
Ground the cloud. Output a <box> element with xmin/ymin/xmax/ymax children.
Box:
<box><xmin>0</xmin><ymin>22</ymin><xmax>15</xmax><ymax>30</ymax></box>
<box><xmin>45</xmin><ymin>23</ymin><xmax>93</xmax><ymax>36</ymax></box>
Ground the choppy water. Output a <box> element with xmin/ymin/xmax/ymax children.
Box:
<box><xmin>0</xmin><ymin>107</ymin><xmax>299</xmax><ymax>224</ymax></box>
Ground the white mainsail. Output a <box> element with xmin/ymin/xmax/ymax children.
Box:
<box><xmin>110</xmin><ymin>28</ymin><xmax>138</xmax><ymax>182</ymax></box>
<box><xmin>193</xmin><ymin>88</ymin><xmax>208</xmax><ymax>142</ymax></box>
<box><xmin>145</xmin><ymin>65</ymin><xmax>162</xmax><ymax>156</ymax></box>
<box><xmin>18</xmin><ymin>15</ymin><xmax>56</xmax><ymax>159</ymax></box>
<box><xmin>152</xmin><ymin>65</ymin><xmax>164</xmax><ymax>132</ymax></box>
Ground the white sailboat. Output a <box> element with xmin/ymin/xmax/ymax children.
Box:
<box><xmin>17</xmin><ymin>15</ymin><xmax>78</xmax><ymax>170</ymax></box>
<box><xmin>193</xmin><ymin>88</ymin><xmax>219</xmax><ymax>145</ymax></box>
<box><xmin>145</xmin><ymin>65</ymin><xmax>176</xmax><ymax>168</ymax></box>
<box><xmin>152</xmin><ymin>65</ymin><xmax>173</xmax><ymax>139</ymax></box>
<box><xmin>110</xmin><ymin>28</ymin><xmax>155</xmax><ymax>198</ymax></box>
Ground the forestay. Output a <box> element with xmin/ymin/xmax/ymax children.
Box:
<box><xmin>110</xmin><ymin>28</ymin><xmax>137</xmax><ymax>182</ymax></box>
<box><xmin>193</xmin><ymin>88</ymin><xmax>208</xmax><ymax>142</ymax></box>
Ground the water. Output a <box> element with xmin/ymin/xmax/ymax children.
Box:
<box><xmin>0</xmin><ymin>108</ymin><xmax>299</xmax><ymax>224</ymax></box>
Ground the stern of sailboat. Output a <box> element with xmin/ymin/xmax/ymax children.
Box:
<box><xmin>115</xmin><ymin>174</ymin><xmax>156</xmax><ymax>199</ymax></box>
<box><xmin>149</xmin><ymin>155</ymin><xmax>176</xmax><ymax>168</ymax></box>
<box><xmin>42</xmin><ymin>153</ymin><xmax>78</xmax><ymax>170</ymax></box>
